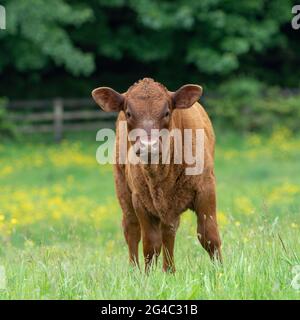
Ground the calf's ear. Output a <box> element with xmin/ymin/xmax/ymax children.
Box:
<box><xmin>92</xmin><ymin>87</ymin><xmax>124</xmax><ymax>112</ymax></box>
<box><xmin>171</xmin><ymin>84</ymin><xmax>203</xmax><ymax>109</ymax></box>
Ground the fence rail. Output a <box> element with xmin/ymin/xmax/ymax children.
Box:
<box><xmin>6</xmin><ymin>88</ymin><xmax>299</xmax><ymax>142</ymax></box>
<box><xmin>5</xmin><ymin>98</ymin><xmax>117</xmax><ymax>141</ymax></box>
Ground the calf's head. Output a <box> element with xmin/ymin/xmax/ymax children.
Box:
<box><xmin>92</xmin><ymin>78</ymin><xmax>202</xmax><ymax>156</ymax></box>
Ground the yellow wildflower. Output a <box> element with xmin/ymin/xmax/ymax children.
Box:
<box><xmin>217</xmin><ymin>211</ymin><xmax>229</xmax><ymax>227</ymax></box>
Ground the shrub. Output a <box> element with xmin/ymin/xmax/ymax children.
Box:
<box><xmin>207</xmin><ymin>78</ymin><xmax>300</xmax><ymax>133</ymax></box>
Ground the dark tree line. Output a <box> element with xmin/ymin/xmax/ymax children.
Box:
<box><xmin>0</xmin><ymin>0</ymin><xmax>299</xmax><ymax>99</ymax></box>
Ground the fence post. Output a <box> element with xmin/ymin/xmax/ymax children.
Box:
<box><xmin>53</xmin><ymin>98</ymin><xmax>63</xmax><ymax>142</ymax></box>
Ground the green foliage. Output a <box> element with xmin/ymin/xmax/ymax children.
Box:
<box><xmin>0</xmin><ymin>0</ymin><xmax>299</xmax><ymax>131</ymax></box>
<box><xmin>207</xmin><ymin>78</ymin><xmax>300</xmax><ymax>132</ymax></box>
<box><xmin>0</xmin><ymin>0</ymin><xmax>298</xmax><ymax>83</ymax></box>
<box><xmin>1</xmin><ymin>0</ymin><xmax>94</xmax><ymax>75</ymax></box>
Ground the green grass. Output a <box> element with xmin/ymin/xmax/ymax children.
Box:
<box><xmin>0</xmin><ymin>129</ymin><xmax>300</xmax><ymax>299</ymax></box>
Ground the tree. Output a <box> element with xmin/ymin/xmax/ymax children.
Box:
<box><xmin>0</xmin><ymin>0</ymin><xmax>299</xmax><ymax>98</ymax></box>
<box><xmin>0</xmin><ymin>0</ymin><xmax>94</xmax><ymax>75</ymax></box>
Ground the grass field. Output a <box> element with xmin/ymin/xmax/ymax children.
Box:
<box><xmin>0</xmin><ymin>128</ymin><xmax>300</xmax><ymax>299</ymax></box>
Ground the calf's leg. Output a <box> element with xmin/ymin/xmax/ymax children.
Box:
<box><xmin>132</xmin><ymin>194</ymin><xmax>162</xmax><ymax>272</ymax></box>
<box><xmin>142</xmin><ymin>220</ymin><xmax>162</xmax><ymax>272</ymax></box>
<box><xmin>195</xmin><ymin>181</ymin><xmax>222</xmax><ymax>261</ymax></box>
<box><xmin>114</xmin><ymin>166</ymin><xmax>141</xmax><ymax>267</ymax></box>
<box><xmin>161</xmin><ymin>220</ymin><xmax>179</xmax><ymax>273</ymax></box>
<box><xmin>122</xmin><ymin>213</ymin><xmax>141</xmax><ymax>267</ymax></box>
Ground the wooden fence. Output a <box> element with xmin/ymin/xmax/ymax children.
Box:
<box><xmin>6</xmin><ymin>98</ymin><xmax>117</xmax><ymax>141</ymax></box>
<box><xmin>5</xmin><ymin>89</ymin><xmax>299</xmax><ymax>142</ymax></box>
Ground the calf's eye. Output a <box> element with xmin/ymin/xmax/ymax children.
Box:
<box><xmin>165</xmin><ymin>111</ymin><xmax>170</xmax><ymax>117</ymax></box>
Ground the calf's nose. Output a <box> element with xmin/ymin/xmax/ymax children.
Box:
<box><xmin>140</xmin><ymin>137</ymin><xmax>159</xmax><ymax>153</ymax></box>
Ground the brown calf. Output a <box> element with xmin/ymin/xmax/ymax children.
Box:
<box><xmin>92</xmin><ymin>78</ymin><xmax>222</xmax><ymax>272</ymax></box>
